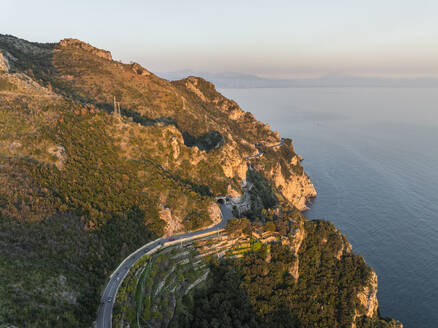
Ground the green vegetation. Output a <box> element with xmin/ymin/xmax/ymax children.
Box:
<box><xmin>11</xmin><ymin>109</ymin><xmax>212</xmax><ymax>231</ymax></box>
<box><xmin>0</xmin><ymin>208</ymin><xmax>156</xmax><ymax>327</ymax></box>
<box><xmin>255</xmin><ymin>139</ymin><xmax>304</xmax><ymax>178</ymax></box>
<box><xmin>245</xmin><ymin>169</ymin><xmax>278</xmax><ymax>220</ymax></box>
<box><xmin>0</xmin><ymin>92</ymin><xmax>218</xmax><ymax>326</ymax></box>
<box><xmin>0</xmin><ymin>35</ymin><xmax>55</xmax><ymax>85</ymax></box>
<box><xmin>0</xmin><ymin>78</ymin><xmax>17</xmax><ymax>91</ymax></box>
<box><xmin>114</xmin><ymin>244</ymin><xmax>208</xmax><ymax>328</ymax></box>
<box><xmin>0</xmin><ymin>34</ymin><xmax>400</xmax><ymax>328</ymax></box>
<box><xmin>171</xmin><ymin>261</ymin><xmax>265</xmax><ymax>328</ymax></box>
<box><xmin>264</xmin><ymin>221</ymin><xmax>276</xmax><ymax>232</ymax></box>
<box><xmin>182</xmin><ymin>130</ymin><xmax>224</xmax><ymax>152</ymax></box>
<box><xmin>173</xmin><ymin>218</ymin><xmax>396</xmax><ymax>328</ymax></box>
<box><xmin>225</xmin><ymin>217</ymin><xmax>252</xmax><ymax>236</ymax></box>
<box><xmin>172</xmin><ymin>77</ymin><xmax>276</xmax><ymax>147</ymax></box>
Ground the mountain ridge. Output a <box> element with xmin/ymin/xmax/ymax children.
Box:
<box><xmin>0</xmin><ymin>34</ymin><xmax>401</xmax><ymax>328</ymax></box>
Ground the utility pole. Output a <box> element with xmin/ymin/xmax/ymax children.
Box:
<box><xmin>113</xmin><ymin>96</ymin><xmax>121</xmax><ymax>117</ymax></box>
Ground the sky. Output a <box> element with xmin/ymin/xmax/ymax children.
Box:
<box><xmin>2</xmin><ymin>0</ymin><xmax>438</xmax><ymax>78</ymax></box>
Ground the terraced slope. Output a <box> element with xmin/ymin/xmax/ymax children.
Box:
<box><xmin>0</xmin><ymin>34</ymin><xmax>314</xmax><ymax>327</ymax></box>
<box><xmin>0</xmin><ymin>34</ymin><xmax>401</xmax><ymax>328</ymax></box>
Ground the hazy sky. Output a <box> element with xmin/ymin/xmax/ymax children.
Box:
<box><xmin>3</xmin><ymin>0</ymin><xmax>438</xmax><ymax>78</ymax></box>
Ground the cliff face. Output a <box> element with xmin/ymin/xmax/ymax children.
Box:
<box><xmin>352</xmin><ymin>270</ymin><xmax>403</xmax><ymax>328</ymax></box>
<box><xmin>292</xmin><ymin>218</ymin><xmax>397</xmax><ymax>327</ymax></box>
<box><xmin>168</xmin><ymin>214</ymin><xmax>400</xmax><ymax>328</ymax></box>
<box><xmin>357</xmin><ymin>271</ymin><xmax>379</xmax><ymax>318</ymax></box>
<box><xmin>270</xmin><ymin>162</ymin><xmax>316</xmax><ymax>210</ymax></box>
<box><xmin>0</xmin><ymin>34</ymin><xmax>316</xmax><ymax>212</ymax></box>
<box><xmin>251</xmin><ymin>138</ymin><xmax>316</xmax><ymax>210</ymax></box>
<box><xmin>58</xmin><ymin>38</ymin><xmax>112</xmax><ymax>60</ymax></box>
<box><xmin>0</xmin><ymin>34</ymin><xmax>400</xmax><ymax>328</ymax></box>
<box><xmin>287</xmin><ymin>219</ymin><xmax>305</xmax><ymax>280</ymax></box>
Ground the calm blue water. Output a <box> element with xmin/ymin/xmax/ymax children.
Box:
<box><xmin>220</xmin><ymin>87</ymin><xmax>438</xmax><ymax>328</ymax></box>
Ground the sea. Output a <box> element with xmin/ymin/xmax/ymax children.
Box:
<box><xmin>219</xmin><ymin>87</ymin><xmax>438</xmax><ymax>328</ymax></box>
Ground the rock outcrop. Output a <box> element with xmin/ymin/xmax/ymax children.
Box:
<box><xmin>184</xmin><ymin>76</ymin><xmax>208</xmax><ymax>102</ymax></box>
<box><xmin>207</xmin><ymin>203</ymin><xmax>222</xmax><ymax>227</ymax></box>
<box><xmin>0</xmin><ymin>51</ymin><xmax>9</xmax><ymax>72</ymax></box>
<box><xmin>272</xmin><ymin>165</ymin><xmax>316</xmax><ymax>210</ymax></box>
<box><xmin>358</xmin><ymin>270</ymin><xmax>379</xmax><ymax>317</ymax></box>
<box><xmin>288</xmin><ymin>220</ymin><xmax>305</xmax><ymax>280</ymax></box>
<box><xmin>351</xmin><ymin>270</ymin><xmax>382</xmax><ymax>328</ymax></box>
<box><xmin>130</xmin><ymin>62</ymin><xmax>151</xmax><ymax>76</ymax></box>
<box><xmin>160</xmin><ymin>206</ymin><xmax>184</xmax><ymax>237</ymax></box>
<box><xmin>252</xmin><ymin>139</ymin><xmax>317</xmax><ymax>211</ymax></box>
<box><xmin>47</xmin><ymin>145</ymin><xmax>67</xmax><ymax>170</ymax></box>
<box><xmin>219</xmin><ymin>142</ymin><xmax>249</xmax><ymax>181</ymax></box>
<box><xmin>58</xmin><ymin>38</ymin><xmax>112</xmax><ymax>60</ymax></box>
<box><xmin>0</xmin><ymin>34</ymin><xmax>402</xmax><ymax>328</ymax></box>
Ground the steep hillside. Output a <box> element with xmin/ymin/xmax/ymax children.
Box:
<box><xmin>0</xmin><ymin>34</ymin><xmax>400</xmax><ymax>328</ymax></box>
<box><xmin>171</xmin><ymin>210</ymin><xmax>403</xmax><ymax>328</ymax></box>
<box><xmin>0</xmin><ymin>34</ymin><xmax>316</xmax><ymax>206</ymax></box>
<box><xmin>0</xmin><ymin>34</ymin><xmax>316</xmax><ymax>326</ymax></box>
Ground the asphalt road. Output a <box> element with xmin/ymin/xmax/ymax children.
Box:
<box><xmin>96</xmin><ymin>204</ymin><xmax>233</xmax><ymax>328</ymax></box>
<box><xmin>245</xmin><ymin>138</ymin><xmax>284</xmax><ymax>160</ymax></box>
<box><xmin>97</xmin><ymin>138</ymin><xmax>284</xmax><ymax>327</ymax></box>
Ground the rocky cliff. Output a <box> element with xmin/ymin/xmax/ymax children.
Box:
<box><xmin>356</xmin><ymin>270</ymin><xmax>379</xmax><ymax>318</ymax></box>
<box><xmin>165</xmin><ymin>213</ymin><xmax>402</xmax><ymax>328</ymax></box>
<box><xmin>58</xmin><ymin>38</ymin><xmax>112</xmax><ymax>60</ymax></box>
<box><xmin>286</xmin><ymin>216</ymin><xmax>401</xmax><ymax>328</ymax></box>
<box><xmin>0</xmin><ymin>34</ymin><xmax>400</xmax><ymax>328</ymax></box>
<box><xmin>251</xmin><ymin>138</ymin><xmax>317</xmax><ymax>210</ymax></box>
<box><xmin>0</xmin><ymin>34</ymin><xmax>317</xmax><ymax>212</ymax></box>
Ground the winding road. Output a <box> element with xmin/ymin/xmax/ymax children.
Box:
<box><xmin>96</xmin><ymin>204</ymin><xmax>233</xmax><ymax>328</ymax></box>
<box><xmin>244</xmin><ymin>138</ymin><xmax>284</xmax><ymax>160</ymax></box>
<box><xmin>97</xmin><ymin>139</ymin><xmax>285</xmax><ymax>327</ymax></box>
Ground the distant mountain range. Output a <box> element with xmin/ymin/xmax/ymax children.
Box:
<box><xmin>158</xmin><ymin>70</ymin><xmax>438</xmax><ymax>88</ymax></box>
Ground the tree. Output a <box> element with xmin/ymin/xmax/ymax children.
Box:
<box><xmin>226</xmin><ymin>218</ymin><xmax>251</xmax><ymax>236</ymax></box>
<box><xmin>264</xmin><ymin>221</ymin><xmax>276</xmax><ymax>232</ymax></box>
